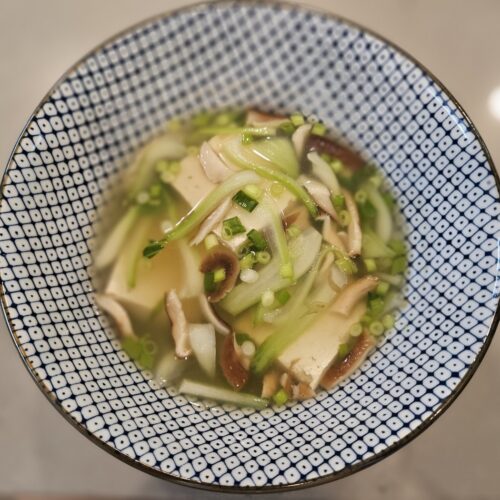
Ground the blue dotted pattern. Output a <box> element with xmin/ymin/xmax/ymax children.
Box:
<box><xmin>0</xmin><ymin>2</ymin><xmax>499</xmax><ymax>489</ymax></box>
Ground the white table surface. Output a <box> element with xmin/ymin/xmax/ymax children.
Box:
<box><xmin>0</xmin><ymin>1</ymin><xmax>499</xmax><ymax>498</ymax></box>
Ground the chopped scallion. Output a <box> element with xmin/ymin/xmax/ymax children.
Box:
<box><xmin>241</xmin><ymin>132</ymin><xmax>254</xmax><ymax>144</ymax></box>
<box><xmin>311</xmin><ymin>122</ymin><xmax>326</xmax><ymax>136</ymax></box>
<box><xmin>256</xmin><ymin>251</ymin><xmax>271</xmax><ymax>265</ymax></box>
<box><xmin>382</xmin><ymin>314</ymin><xmax>395</xmax><ymax>329</ymax></box>
<box><xmin>388</xmin><ymin>239</ymin><xmax>406</xmax><ymax>256</ymax></box>
<box><xmin>278</xmin><ymin>121</ymin><xmax>295</xmax><ymax>136</ymax></box>
<box><xmin>364</xmin><ymin>258</ymin><xmax>377</xmax><ymax>273</ymax></box>
<box><xmin>222</xmin><ymin>216</ymin><xmax>246</xmax><ymax>239</ymax></box>
<box><xmin>354</xmin><ymin>189</ymin><xmax>367</xmax><ymax>204</ymax></box>
<box><xmin>213</xmin><ymin>267</ymin><xmax>226</xmax><ymax>283</ymax></box>
<box><xmin>350</xmin><ymin>323</ymin><xmax>363</xmax><ymax>337</ymax></box>
<box><xmin>376</xmin><ymin>281</ymin><xmax>390</xmax><ymax>296</ymax></box>
<box><xmin>239</xmin><ymin>253</ymin><xmax>255</xmax><ymax>269</ymax></box>
<box><xmin>247</xmin><ymin>229</ymin><xmax>268</xmax><ymax>251</ymax></box>
<box><xmin>204</xmin><ymin>272</ymin><xmax>216</xmax><ymax>293</ymax></box>
<box><xmin>232</xmin><ymin>190</ymin><xmax>259</xmax><ymax>212</ymax></box>
<box><xmin>273</xmin><ymin>388</ymin><xmax>288</xmax><ymax>406</ymax></box>
<box><xmin>369</xmin><ymin>321</ymin><xmax>384</xmax><ymax>336</ymax></box>
<box><xmin>290</xmin><ymin>113</ymin><xmax>305</xmax><ymax>126</ymax></box>
<box><xmin>276</xmin><ymin>289</ymin><xmax>291</xmax><ymax>305</ymax></box>
<box><xmin>331</xmin><ymin>193</ymin><xmax>345</xmax><ymax>212</ymax></box>
<box><xmin>339</xmin><ymin>210</ymin><xmax>351</xmax><ymax>227</ymax></box>
<box><xmin>286</xmin><ymin>225</ymin><xmax>301</xmax><ymax>239</ymax></box>
<box><xmin>330</xmin><ymin>158</ymin><xmax>344</xmax><ymax>174</ymax></box>
<box><xmin>337</xmin><ymin>343</ymin><xmax>351</xmax><ymax>360</ymax></box>
<box><xmin>368</xmin><ymin>297</ymin><xmax>385</xmax><ymax>317</ymax></box>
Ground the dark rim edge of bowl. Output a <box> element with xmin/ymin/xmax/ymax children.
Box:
<box><xmin>0</xmin><ymin>0</ymin><xmax>498</xmax><ymax>494</ymax></box>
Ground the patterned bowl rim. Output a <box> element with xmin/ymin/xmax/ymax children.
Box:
<box><xmin>1</xmin><ymin>0</ymin><xmax>499</xmax><ymax>493</ymax></box>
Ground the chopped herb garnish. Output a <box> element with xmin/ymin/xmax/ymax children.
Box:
<box><xmin>273</xmin><ymin>388</ymin><xmax>288</xmax><ymax>406</ymax></box>
<box><xmin>311</xmin><ymin>122</ymin><xmax>326</xmax><ymax>136</ymax></box>
<box><xmin>363</xmin><ymin>258</ymin><xmax>377</xmax><ymax>273</ymax></box>
<box><xmin>369</xmin><ymin>321</ymin><xmax>384</xmax><ymax>336</ymax></box>
<box><xmin>290</xmin><ymin>113</ymin><xmax>305</xmax><ymax>126</ymax></box>
<box><xmin>222</xmin><ymin>216</ymin><xmax>246</xmax><ymax>239</ymax></box>
<box><xmin>232</xmin><ymin>190</ymin><xmax>259</xmax><ymax>212</ymax></box>
<box><xmin>247</xmin><ymin>229</ymin><xmax>268</xmax><ymax>251</ymax></box>
<box><xmin>204</xmin><ymin>271</ymin><xmax>216</xmax><ymax>293</ymax></box>
<box><xmin>276</xmin><ymin>289</ymin><xmax>291</xmax><ymax>305</ymax></box>
<box><xmin>332</xmin><ymin>193</ymin><xmax>345</xmax><ymax>212</ymax></box>
<box><xmin>388</xmin><ymin>239</ymin><xmax>406</xmax><ymax>256</ymax></box>
<box><xmin>143</xmin><ymin>240</ymin><xmax>165</xmax><ymax>259</ymax></box>
<box><xmin>350</xmin><ymin>323</ymin><xmax>363</xmax><ymax>337</ymax></box>
<box><xmin>278</xmin><ymin>121</ymin><xmax>295</xmax><ymax>136</ymax></box>
<box><xmin>358</xmin><ymin>200</ymin><xmax>377</xmax><ymax>221</ymax></box>
<box><xmin>376</xmin><ymin>281</ymin><xmax>390</xmax><ymax>296</ymax></box>
<box><xmin>213</xmin><ymin>267</ymin><xmax>226</xmax><ymax>283</ymax></box>
<box><xmin>239</xmin><ymin>253</ymin><xmax>255</xmax><ymax>269</ymax></box>
<box><xmin>368</xmin><ymin>297</ymin><xmax>385</xmax><ymax>317</ymax></box>
<box><xmin>391</xmin><ymin>256</ymin><xmax>407</xmax><ymax>274</ymax></box>
<box><xmin>256</xmin><ymin>250</ymin><xmax>271</xmax><ymax>264</ymax></box>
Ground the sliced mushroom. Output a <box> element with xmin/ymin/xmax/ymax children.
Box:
<box><xmin>331</xmin><ymin>276</ymin><xmax>379</xmax><ymax>316</ymax></box>
<box><xmin>261</xmin><ymin>369</ymin><xmax>281</xmax><ymax>398</ymax></box>
<box><xmin>198</xmin><ymin>294</ymin><xmax>230</xmax><ymax>335</ymax></box>
<box><xmin>200</xmin><ymin>244</ymin><xmax>240</xmax><ymax>302</ymax></box>
<box><xmin>321</xmin><ymin>332</ymin><xmax>375</xmax><ymax>389</ymax></box>
<box><xmin>246</xmin><ymin>109</ymin><xmax>288</xmax><ymax>128</ymax></box>
<box><xmin>343</xmin><ymin>189</ymin><xmax>362</xmax><ymax>257</ymax></box>
<box><xmin>220</xmin><ymin>333</ymin><xmax>249</xmax><ymax>390</ymax></box>
<box><xmin>292</xmin><ymin>123</ymin><xmax>313</xmax><ymax>159</ymax></box>
<box><xmin>199</xmin><ymin>141</ymin><xmax>233</xmax><ymax>183</ymax></box>
<box><xmin>190</xmin><ymin>198</ymin><xmax>231</xmax><ymax>246</ymax></box>
<box><xmin>165</xmin><ymin>290</ymin><xmax>192</xmax><ymax>358</ymax></box>
<box><xmin>337</xmin><ymin>231</ymin><xmax>349</xmax><ymax>249</ymax></box>
<box><xmin>283</xmin><ymin>201</ymin><xmax>310</xmax><ymax>230</ymax></box>
<box><xmin>95</xmin><ymin>294</ymin><xmax>136</xmax><ymax>339</ymax></box>
<box><xmin>291</xmin><ymin>382</ymin><xmax>316</xmax><ymax>401</ymax></box>
<box><xmin>307</xmin><ymin>135</ymin><xmax>365</xmax><ymax>171</ymax></box>
<box><xmin>319</xmin><ymin>215</ymin><xmax>347</xmax><ymax>253</ymax></box>
<box><xmin>329</xmin><ymin>264</ymin><xmax>349</xmax><ymax>290</ymax></box>
<box><xmin>302</xmin><ymin>178</ymin><xmax>338</xmax><ymax>220</ymax></box>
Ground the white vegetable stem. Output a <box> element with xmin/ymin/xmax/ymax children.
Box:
<box><xmin>364</xmin><ymin>183</ymin><xmax>393</xmax><ymax>243</ymax></box>
<box><xmin>220</xmin><ymin>227</ymin><xmax>322</xmax><ymax>316</ymax></box>
<box><xmin>95</xmin><ymin>205</ymin><xmax>140</xmax><ymax>270</ymax></box>
<box><xmin>155</xmin><ymin>350</ymin><xmax>188</xmax><ymax>387</ymax></box>
<box><xmin>307</xmin><ymin>151</ymin><xmax>341</xmax><ymax>196</ymax></box>
<box><xmin>179</xmin><ymin>379</ymin><xmax>268</xmax><ymax>409</ymax></box>
<box><xmin>188</xmin><ymin>324</ymin><xmax>216</xmax><ymax>378</ymax></box>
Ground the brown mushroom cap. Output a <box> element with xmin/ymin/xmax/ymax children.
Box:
<box><xmin>220</xmin><ymin>333</ymin><xmax>249</xmax><ymax>390</ymax></box>
<box><xmin>321</xmin><ymin>332</ymin><xmax>376</xmax><ymax>389</ymax></box>
<box><xmin>200</xmin><ymin>244</ymin><xmax>240</xmax><ymax>302</ymax></box>
<box><xmin>307</xmin><ymin>135</ymin><xmax>365</xmax><ymax>171</ymax></box>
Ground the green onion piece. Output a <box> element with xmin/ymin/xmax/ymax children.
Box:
<box><xmin>191</xmin><ymin>110</ymin><xmax>213</xmax><ymax>127</ymax></box>
<box><xmin>361</xmin><ymin>313</ymin><xmax>372</xmax><ymax>326</ymax></box>
<box><xmin>273</xmin><ymin>388</ymin><xmax>288</xmax><ymax>406</ymax></box>
<box><xmin>278</xmin><ymin>121</ymin><xmax>296</xmax><ymax>136</ymax></box>
<box><xmin>239</xmin><ymin>253</ymin><xmax>255</xmax><ymax>269</ymax></box>
<box><xmin>388</xmin><ymin>239</ymin><xmax>406</xmax><ymax>256</ymax></box>
<box><xmin>280</xmin><ymin>262</ymin><xmax>293</xmax><ymax>279</ymax></box>
<box><xmin>241</xmin><ymin>133</ymin><xmax>254</xmax><ymax>144</ymax></box>
<box><xmin>143</xmin><ymin>170</ymin><xmax>260</xmax><ymax>258</ymax></box>
<box><xmin>204</xmin><ymin>272</ymin><xmax>216</xmax><ymax>293</ymax></box>
<box><xmin>382</xmin><ymin>192</ymin><xmax>395</xmax><ymax>210</ymax></box>
<box><xmin>339</xmin><ymin>210</ymin><xmax>351</xmax><ymax>227</ymax></box>
<box><xmin>286</xmin><ymin>225</ymin><xmax>301</xmax><ymax>239</ymax></box>
<box><xmin>222</xmin><ymin>216</ymin><xmax>246</xmax><ymax>239</ymax></box>
<box><xmin>222</xmin><ymin>139</ymin><xmax>318</xmax><ymax>217</ymax></box>
<box><xmin>364</xmin><ymin>258</ymin><xmax>377</xmax><ymax>273</ymax></box>
<box><xmin>350</xmin><ymin>323</ymin><xmax>363</xmax><ymax>337</ymax></box>
<box><xmin>330</xmin><ymin>158</ymin><xmax>344</xmax><ymax>174</ymax></box>
<box><xmin>247</xmin><ymin>229</ymin><xmax>268</xmax><ymax>251</ymax></box>
<box><xmin>376</xmin><ymin>281</ymin><xmax>390</xmax><ymax>296</ymax></box>
<box><xmin>214</xmin><ymin>112</ymin><xmax>233</xmax><ymax>126</ymax></box>
<box><xmin>332</xmin><ymin>193</ymin><xmax>346</xmax><ymax>212</ymax></box>
<box><xmin>142</xmin><ymin>338</ymin><xmax>157</xmax><ymax>355</ymax></box>
<box><xmin>391</xmin><ymin>256</ymin><xmax>407</xmax><ymax>275</ymax></box>
<box><xmin>377</xmin><ymin>257</ymin><xmax>393</xmax><ymax>272</ymax></box>
<box><xmin>138</xmin><ymin>351</ymin><xmax>154</xmax><ymax>370</ymax></box>
<box><xmin>369</xmin><ymin>174</ymin><xmax>382</xmax><ymax>188</ymax></box>
<box><xmin>204</xmin><ymin>234</ymin><xmax>219</xmax><ymax>250</ymax></box>
<box><xmin>311</xmin><ymin>122</ymin><xmax>326</xmax><ymax>136</ymax></box>
<box><xmin>276</xmin><ymin>289</ymin><xmax>291</xmax><ymax>305</ymax></box>
<box><xmin>290</xmin><ymin>113</ymin><xmax>305</xmax><ymax>126</ymax></box>
<box><xmin>232</xmin><ymin>190</ymin><xmax>259</xmax><ymax>212</ymax></box>
<box><xmin>337</xmin><ymin>343</ymin><xmax>351</xmax><ymax>360</ymax></box>
<box><xmin>335</xmin><ymin>255</ymin><xmax>357</xmax><ymax>275</ymax></box>
<box><xmin>369</xmin><ymin>321</ymin><xmax>384</xmax><ymax>336</ymax></box>
<box><xmin>369</xmin><ymin>297</ymin><xmax>385</xmax><ymax>317</ymax></box>
<box><xmin>354</xmin><ymin>190</ymin><xmax>367</xmax><ymax>204</ymax></box>
<box><xmin>382</xmin><ymin>314</ymin><xmax>395</xmax><ymax>329</ymax></box>
<box><xmin>235</xmin><ymin>332</ymin><xmax>252</xmax><ymax>345</ymax></box>
<box><xmin>243</xmin><ymin>184</ymin><xmax>263</xmax><ymax>200</ymax></box>
<box><xmin>256</xmin><ymin>251</ymin><xmax>271</xmax><ymax>264</ymax></box>
<box><xmin>213</xmin><ymin>267</ymin><xmax>226</xmax><ymax>283</ymax></box>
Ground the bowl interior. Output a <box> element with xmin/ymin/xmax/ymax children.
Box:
<box><xmin>1</xmin><ymin>1</ymin><xmax>499</xmax><ymax>491</ymax></box>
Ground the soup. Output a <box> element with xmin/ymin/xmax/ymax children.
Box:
<box><xmin>94</xmin><ymin>109</ymin><xmax>406</xmax><ymax>409</ymax></box>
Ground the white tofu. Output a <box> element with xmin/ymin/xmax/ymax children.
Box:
<box><xmin>170</xmin><ymin>155</ymin><xmax>217</xmax><ymax>208</ymax></box>
<box><xmin>276</xmin><ymin>301</ymin><xmax>366</xmax><ymax>389</ymax></box>
<box><xmin>105</xmin><ymin>214</ymin><xmax>202</xmax><ymax>320</ymax></box>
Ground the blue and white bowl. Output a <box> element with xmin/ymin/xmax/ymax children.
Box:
<box><xmin>1</xmin><ymin>1</ymin><xmax>499</xmax><ymax>492</ymax></box>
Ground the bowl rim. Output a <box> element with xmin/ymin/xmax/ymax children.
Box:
<box><xmin>1</xmin><ymin>0</ymin><xmax>499</xmax><ymax>494</ymax></box>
